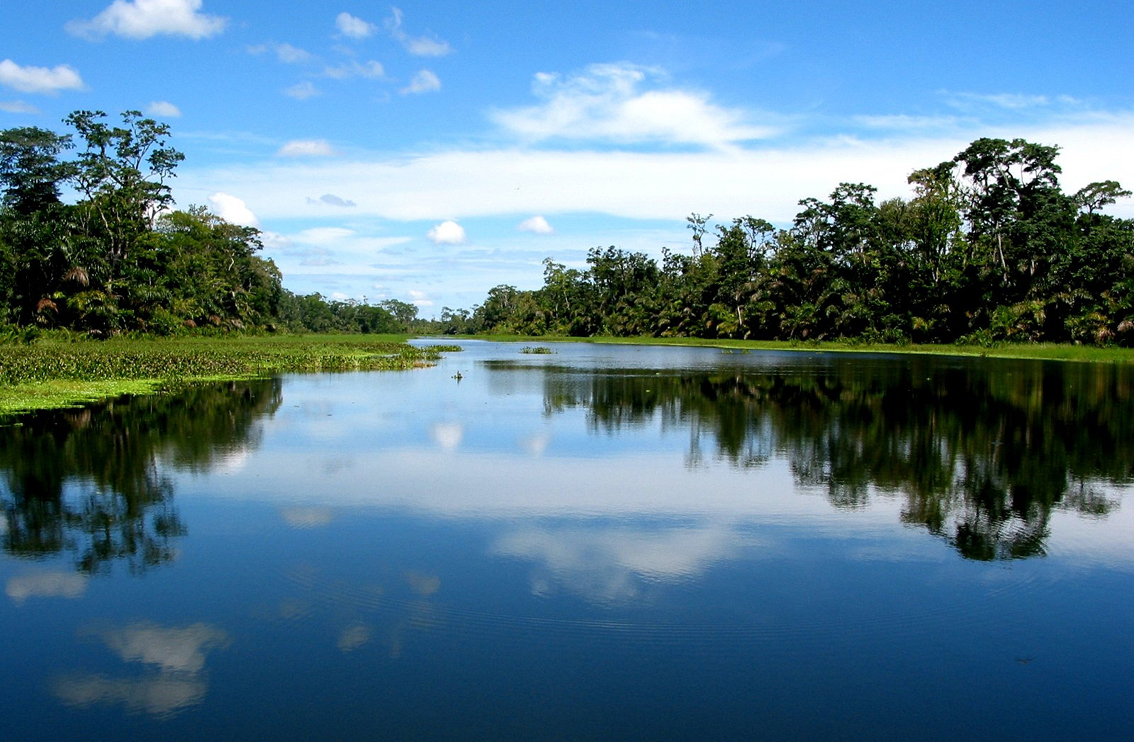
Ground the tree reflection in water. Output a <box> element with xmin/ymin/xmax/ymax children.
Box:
<box><xmin>520</xmin><ymin>356</ymin><xmax>1132</xmax><ymax>561</ymax></box>
<box><xmin>0</xmin><ymin>380</ymin><xmax>281</xmax><ymax>573</ymax></box>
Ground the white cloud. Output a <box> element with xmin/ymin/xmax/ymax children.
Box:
<box><xmin>491</xmin><ymin>63</ymin><xmax>778</xmax><ymax>150</ymax></box>
<box><xmin>146</xmin><ymin>100</ymin><xmax>181</xmax><ymax>118</ymax></box>
<box><xmin>336</xmin><ymin>12</ymin><xmax>376</xmax><ymax>39</ymax></box>
<box><xmin>407</xmin><ymin>289</ymin><xmax>433</xmax><ymax>307</ymax></box>
<box><xmin>208</xmin><ymin>192</ymin><xmax>259</xmax><ymax>227</ymax></box>
<box><xmin>384</xmin><ymin>7</ymin><xmax>453</xmax><ymax>57</ymax></box>
<box><xmin>277</xmin><ymin>139</ymin><xmax>335</xmax><ymax>157</ymax></box>
<box><xmin>0</xmin><ymin>100</ymin><xmax>39</xmax><ymax>114</ymax></box>
<box><xmin>7</xmin><ymin>572</ymin><xmax>88</xmax><ymax>604</ymax></box>
<box><xmin>401</xmin><ymin>69</ymin><xmax>440</xmax><ymax>95</ymax></box>
<box><xmin>324</xmin><ymin>60</ymin><xmax>385</xmax><ymax>80</ymax></box>
<box><xmin>275</xmin><ymin>43</ymin><xmax>311</xmax><ymax>64</ymax></box>
<box><xmin>517</xmin><ymin>215</ymin><xmax>553</xmax><ymax>234</ymax></box>
<box><xmin>285</xmin><ymin>81</ymin><xmax>320</xmax><ymax>100</ymax></box>
<box><xmin>0</xmin><ymin>59</ymin><xmax>85</xmax><ymax>95</ymax></box>
<box><xmin>177</xmin><ymin>112</ymin><xmax>1134</xmax><ymax>226</ymax></box>
<box><xmin>426</xmin><ymin>219</ymin><xmax>465</xmax><ymax>244</ymax></box>
<box><xmin>405</xmin><ymin>37</ymin><xmax>453</xmax><ymax>57</ymax></box>
<box><xmin>67</xmin><ymin>0</ymin><xmax>227</xmax><ymax>41</ymax></box>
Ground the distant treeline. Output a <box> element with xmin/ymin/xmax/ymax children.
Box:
<box><xmin>0</xmin><ymin>111</ymin><xmax>424</xmax><ymax>337</ymax></box>
<box><xmin>442</xmin><ymin>138</ymin><xmax>1134</xmax><ymax>345</ymax></box>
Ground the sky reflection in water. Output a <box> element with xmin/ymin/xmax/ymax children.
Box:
<box><xmin>1</xmin><ymin>341</ymin><xmax>1132</xmax><ymax>741</ymax></box>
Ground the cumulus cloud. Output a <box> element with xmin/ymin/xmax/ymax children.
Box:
<box><xmin>324</xmin><ymin>60</ymin><xmax>385</xmax><ymax>80</ymax></box>
<box><xmin>67</xmin><ymin>0</ymin><xmax>227</xmax><ymax>41</ymax></box>
<box><xmin>0</xmin><ymin>100</ymin><xmax>39</xmax><ymax>114</ymax></box>
<box><xmin>0</xmin><ymin>59</ymin><xmax>85</xmax><ymax>95</ymax></box>
<box><xmin>208</xmin><ymin>192</ymin><xmax>259</xmax><ymax>227</ymax></box>
<box><xmin>285</xmin><ymin>81</ymin><xmax>320</xmax><ymax>100</ymax></box>
<box><xmin>277</xmin><ymin>139</ymin><xmax>335</xmax><ymax>157</ymax></box>
<box><xmin>146</xmin><ymin>100</ymin><xmax>181</xmax><ymax>118</ymax></box>
<box><xmin>517</xmin><ymin>215</ymin><xmax>553</xmax><ymax>234</ymax></box>
<box><xmin>400</xmin><ymin>69</ymin><xmax>440</xmax><ymax>95</ymax></box>
<box><xmin>491</xmin><ymin>63</ymin><xmax>778</xmax><ymax>150</ymax></box>
<box><xmin>7</xmin><ymin>571</ymin><xmax>88</xmax><ymax>604</ymax></box>
<box><xmin>384</xmin><ymin>7</ymin><xmax>453</xmax><ymax>57</ymax></box>
<box><xmin>336</xmin><ymin>11</ymin><xmax>376</xmax><ymax>39</ymax></box>
<box><xmin>426</xmin><ymin>219</ymin><xmax>465</xmax><ymax>244</ymax></box>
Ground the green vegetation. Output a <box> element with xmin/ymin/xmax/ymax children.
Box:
<box><xmin>0</xmin><ymin>335</ymin><xmax>447</xmax><ymax>417</ymax></box>
<box><xmin>441</xmin><ymin>138</ymin><xmax>1134</xmax><ymax>348</ymax></box>
<box><xmin>0</xmin><ymin>112</ymin><xmax>429</xmax><ymax>336</ymax></box>
<box><xmin>520</xmin><ymin>346</ymin><xmax>555</xmax><ymax>354</ymax></box>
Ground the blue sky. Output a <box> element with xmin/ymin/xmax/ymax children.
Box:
<box><xmin>2</xmin><ymin>1</ymin><xmax>1133</xmax><ymax>315</ymax></box>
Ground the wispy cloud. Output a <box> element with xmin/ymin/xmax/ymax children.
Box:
<box><xmin>491</xmin><ymin>63</ymin><xmax>780</xmax><ymax>150</ymax></box>
<box><xmin>248</xmin><ymin>42</ymin><xmax>312</xmax><ymax>64</ymax></box>
<box><xmin>284</xmin><ymin>81</ymin><xmax>320</xmax><ymax>100</ymax></box>
<box><xmin>324</xmin><ymin>60</ymin><xmax>385</xmax><ymax>80</ymax></box>
<box><xmin>400</xmin><ymin>69</ymin><xmax>440</xmax><ymax>95</ymax></box>
<box><xmin>67</xmin><ymin>0</ymin><xmax>227</xmax><ymax>41</ymax></box>
<box><xmin>0</xmin><ymin>100</ymin><xmax>40</xmax><ymax>114</ymax></box>
<box><xmin>306</xmin><ymin>193</ymin><xmax>356</xmax><ymax>207</ymax></box>
<box><xmin>278</xmin><ymin>139</ymin><xmax>335</xmax><ymax>157</ymax></box>
<box><xmin>384</xmin><ymin>7</ymin><xmax>453</xmax><ymax>57</ymax></box>
<box><xmin>0</xmin><ymin>59</ymin><xmax>85</xmax><ymax>95</ymax></box>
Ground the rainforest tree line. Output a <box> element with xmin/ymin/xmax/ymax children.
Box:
<box><xmin>3</xmin><ymin>113</ymin><xmax>1131</xmax><ymax>344</ymax></box>
<box><xmin>0</xmin><ymin>111</ymin><xmax>420</xmax><ymax>336</ymax></box>
<box><xmin>445</xmin><ymin>138</ymin><xmax>1134</xmax><ymax>345</ymax></box>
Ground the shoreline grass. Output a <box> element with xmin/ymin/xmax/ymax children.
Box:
<box><xmin>440</xmin><ymin>334</ymin><xmax>1134</xmax><ymax>363</ymax></box>
<box><xmin>0</xmin><ymin>334</ymin><xmax>451</xmax><ymax>418</ymax></box>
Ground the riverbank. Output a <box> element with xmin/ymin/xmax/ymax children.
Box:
<box><xmin>457</xmin><ymin>334</ymin><xmax>1134</xmax><ymax>363</ymax></box>
<box><xmin>0</xmin><ymin>335</ymin><xmax>458</xmax><ymax>417</ymax></box>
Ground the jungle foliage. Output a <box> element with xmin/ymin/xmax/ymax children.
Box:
<box><xmin>0</xmin><ymin>111</ymin><xmax>420</xmax><ymax>336</ymax></box>
<box><xmin>445</xmin><ymin>138</ymin><xmax>1134</xmax><ymax>346</ymax></box>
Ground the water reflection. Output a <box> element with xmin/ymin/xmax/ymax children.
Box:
<box><xmin>53</xmin><ymin>622</ymin><xmax>231</xmax><ymax>717</ymax></box>
<box><xmin>0</xmin><ymin>380</ymin><xmax>281</xmax><ymax>574</ymax></box>
<box><xmin>494</xmin><ymin>356</ymin><xmax>1132</xmax><ymax>561</ymax></box>
<box><xmin>493</xmin><ymin>524</ymin><xmax>743</xmax><ymax>604</ymax></box>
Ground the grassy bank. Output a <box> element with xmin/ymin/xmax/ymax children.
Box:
<box><xmin>451</xmin><ymin>334</ymin><xmax>1134</xmax><ymax>363</ymax></box>
<box><xmin>0</xmin><ymin>335</ymin><xmax>457</xmax><ymax>417</ymax></box>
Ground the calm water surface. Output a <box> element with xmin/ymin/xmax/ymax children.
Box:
<box><xmin>2</xmin><ymin>341</ymin><xmax>1132</xmax><ymax>741</ymax></box>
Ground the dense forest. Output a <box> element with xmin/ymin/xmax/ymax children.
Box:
<box><xmin>0</xmin><ymin>111</ymin><xmax>422</xmax><ymax>336</ymax></box>
<box><xmin>443</xmin><ymin>139</ymin><xmax>1134</xmax><ymax>345</ymax></box>
<box><xmin>3</xmin><ymin>112</ymin><xmax>1132</xmax><ymax>344</ymax></box>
